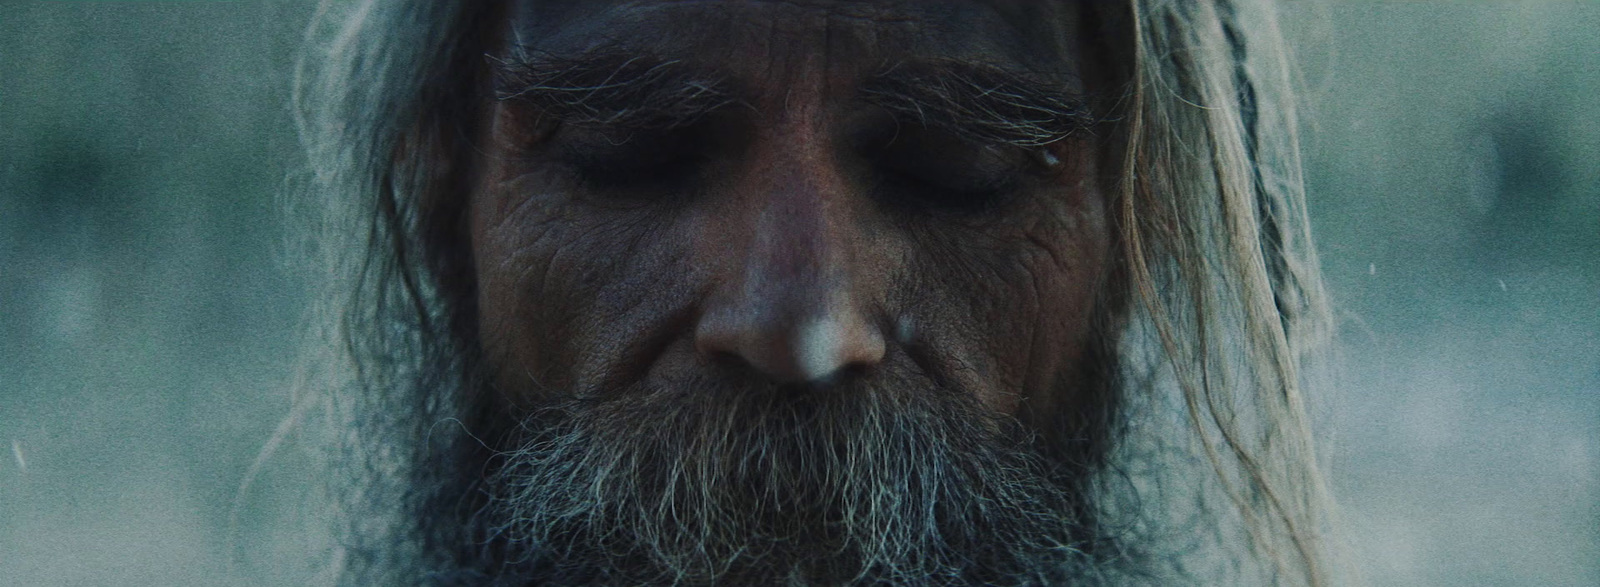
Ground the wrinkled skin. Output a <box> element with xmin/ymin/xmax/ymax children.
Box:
<box><xmin>454</xmin><ymin>1</ymin><xmax>1126</xmax><ymax>582</ymax></box>
<box><xmin>471</xmin><ymin>0</ymin><xmax>1115</xmax><ymax>431</ymax></box>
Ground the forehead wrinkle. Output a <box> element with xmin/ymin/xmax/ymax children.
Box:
<box><xmin>499</xmin><ymin>0</ymin><xmax>1096</xmax><ymax>144</ymax></box>
<box><xmin>508</xmin><ymin>0</ymin><xmax>1083</xmax><ymax>81</ymax></box>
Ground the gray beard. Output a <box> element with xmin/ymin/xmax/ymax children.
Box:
<box><xmin>450</xmin><ymin>365</ymin><xmax>1134</xmax><ymax>586</ymax></box>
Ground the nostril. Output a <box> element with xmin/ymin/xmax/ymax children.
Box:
<box><xmin>704</xmin><ymin>346</ymin><xmax>876</xmax><ymax>391</ymax></box>
<box><xmin>694</xmin><ymin>307</ymin><xmax>885</xmax><ymax>385</ymax></box>
<box><xmin>693</xmin><ymin>309</ymin><xmax>801</xmax><ymax>381</ymax></box>
<box><xmin>703</xmin><ymin>347</ymin><xmax>759</xmax><ymax>377</ymax></box>
<box><xmin>810</xmin><ymin>361</ymin><xmax>875</xmax><ymax>388</ymax></box>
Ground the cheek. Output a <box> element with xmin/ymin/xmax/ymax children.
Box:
<box><xmin>1015</xmin><ymin>185</ymin><xmax>1111</xmax><ymax>397</ymax></box>
<box><xmin>469</xmin><ymin>163</ymin><xmax>698</xmax><ymax>401</ymax></box>
<box><xmin>900</xmin><ymin>155</ymin><xmax>1111</xmax><ymax>414</ymax></box>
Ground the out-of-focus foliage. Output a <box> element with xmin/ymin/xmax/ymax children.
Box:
<box><xmin>0</xmin><ymin>2</ymin><xmax>1594</xmax><ymax>585</ymax></box>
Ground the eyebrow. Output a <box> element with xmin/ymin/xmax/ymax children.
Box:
<box><xmin>491</xmin><ymin>50</ymin><xmax>1094</xmax><ymax>146</ymax></box>
<box><xmin>859</xmin><ymin>61</ymin><xmax>1095</xmax><ymax>147</ymax></box>
<box><xmin>491</xmin><ymin>49</ymin><xmax>738</xmax><ymax>129</ymax></box>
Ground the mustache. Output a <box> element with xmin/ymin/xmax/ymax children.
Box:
<box><xmin>477</xmin><ymin>366</ymin><xmax>1114</xmax><ymax>585</ymax></box>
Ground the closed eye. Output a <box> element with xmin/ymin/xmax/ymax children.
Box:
<box><xmin>869</xmin><ymin>125</ymin><xmax>1031</xmax><ymax>213</ymax></box>
<box><xmin>556</xmin><ymin>125</ymin><xmax>711</xmax><ymax>193</ymax></box>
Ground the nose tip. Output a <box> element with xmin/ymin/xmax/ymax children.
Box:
<box><xmin>695</xmin><ymin>305</ymin><xmax>886</xmax><ymax>384</ymax></box>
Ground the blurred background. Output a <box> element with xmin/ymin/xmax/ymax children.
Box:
<box><xmin>1</xmin><ymin>2</ymin><xmax>1594</xmax><ymax>585</ymax></box>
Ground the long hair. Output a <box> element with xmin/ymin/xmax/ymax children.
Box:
<box><xmin>1115</xmin><ymin>2</ymin><xmax>1336</xmax><ymax>584</ymax></box>
<box><xmin>288</xmin><ymin>0</ymin><xmax>1338</xmax><ymax>584</ymax></box>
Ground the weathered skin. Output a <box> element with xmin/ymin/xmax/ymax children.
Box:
<box><xmin>470</xmin><ymin>0</ymin><xmax>1113</xmax><ymax>428</ymax></box>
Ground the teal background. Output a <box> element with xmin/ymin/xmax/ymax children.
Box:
<box><xmin>1</xmin><ymin>2</ymin><xmax>1595</xmax><ymax>585</ymax></box>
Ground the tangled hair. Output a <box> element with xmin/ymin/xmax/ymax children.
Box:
<box><xmin>288</xmin><ymin>0</ymin><xmax>1339</xmax><ymax>585</ymax></box>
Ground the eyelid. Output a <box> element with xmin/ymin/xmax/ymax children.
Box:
<box><xmin>878</xmin><ymin>129</ymin><xmax>1027</xmax><ymax>177</ymax></box>
<box><xmin>552</xmin><ymin>125</ymin><xmax>713</xmax><ymax>195</ymax></box>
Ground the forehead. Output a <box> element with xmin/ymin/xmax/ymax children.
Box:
<box><xmin>504</xmin><ymin>0</ymin><xmax>1093</xmax><ymax>88</ymax></box>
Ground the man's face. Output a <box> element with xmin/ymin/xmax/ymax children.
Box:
<box><xmin>472</xmin><ymin>0</ymin><xmax>1112</xmax><ymax>425</ymax></box>
<box><xmin>460</xmin><ymin>0</ymin><xmax>1119</xmax><ymax>580</ymax></box>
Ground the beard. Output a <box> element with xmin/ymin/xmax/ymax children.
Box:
<box><xmin>448</xmin><ymin>360</ymin><xmax>1130</xmax><ymax>586</ymax></box>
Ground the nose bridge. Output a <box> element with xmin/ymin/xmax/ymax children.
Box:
<box><xmin>695</xmin><ymin>127</ymin><xmax>886</xmax><ymax>383</ymax></box>
<box><xmin>746</xmin><ymin>150</ymin><xmax>846</xmax><ymax>309</ymax></box>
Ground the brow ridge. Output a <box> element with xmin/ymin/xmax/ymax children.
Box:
<box><xmin>492</xmin><ymin>49</ymin><xmax>738</xmax><ymax>129</ymax></box>
<box><xmin>492</xmin><ymin>48</ymin><xmax>1094</xmax><ymax>148</ymax></box>
<box><xmin>861</xmin><ymin>60</ymin><xmax>1095</xmax><ymax>147</ymax></box>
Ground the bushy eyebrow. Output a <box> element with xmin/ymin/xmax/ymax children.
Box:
<box><xmin>491</xmin><ymin>49</ymin><xmax>1094</xmax><ymax>146</ymax></box>
<box><xmin>491</xmin><ymin>49</ymin><xmax>738</xmax><ymax>129</ymax></box>
<box><xmin>860</xmin><ymin>61</ymin><xmax>1096</xmax><ymax>147</ymax></box>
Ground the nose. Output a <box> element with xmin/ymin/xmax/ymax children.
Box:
<box><xmin>693</xmin><ymin>150</ymin><xmax>886</xmax><ymax>384</ymax></box>
<box><xmin>696</xmin><ymin>291</ymin><xmax>886</xmax><ymax>384</ymax></box>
